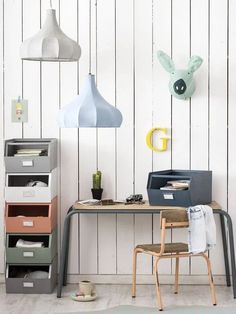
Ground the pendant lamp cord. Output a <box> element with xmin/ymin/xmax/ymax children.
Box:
<box><xmin>50</xmin><ymin>0</ymin><xmax>53</xmax><ymax>8</ymax></box>
<box><xmin>89</xmin><ymin>0</ymin><xmax>91</xmax><ymax>74</ymax></box>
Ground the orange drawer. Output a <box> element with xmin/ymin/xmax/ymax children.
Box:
<box><xmin>5</xmin><ymin>197</ymin><xmax>57</xmax><ymax>233</ymax></box>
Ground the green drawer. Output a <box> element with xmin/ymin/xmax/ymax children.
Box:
<box><xmin>6</xmin><ymin>228</ymin><xmax>57</xmax><ymax>264</ymax></box>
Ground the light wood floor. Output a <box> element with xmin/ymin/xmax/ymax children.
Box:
<box><xmin>0</xmin><ymin>284</ymin><xmax>236</xmax><ymax>314</ymax></box>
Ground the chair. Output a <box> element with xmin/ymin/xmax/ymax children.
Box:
<box><xmin>132</xmin><ymin>209</ymin><xmax>217</xmax><ymax>311</ymax></box>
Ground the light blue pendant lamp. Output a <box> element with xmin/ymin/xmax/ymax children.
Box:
<box><xmin>57</xmin><ymin>74</ymin><xmax>123</xmax><ymax>128</ymax></box>
<box><xmin>57</xmin><ymin>1</ymin><xmax>122</xmax><ymax>128</ymax></box>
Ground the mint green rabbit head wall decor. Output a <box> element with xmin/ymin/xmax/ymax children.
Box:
<box><xmin>157</xmin><ymin>50</ymin><xmax>203</xmax><ymax>100</ymax></box>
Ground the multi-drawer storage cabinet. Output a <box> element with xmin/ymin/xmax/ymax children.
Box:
<box><xmin>147</xmin><ymin>169</ymin><xmax>212</xmax><ymax>207</ymax></box>
<box><xmin>4</xmin><ymin>138</ymin><xmax>58</xmax><ymax>294</ymax></box>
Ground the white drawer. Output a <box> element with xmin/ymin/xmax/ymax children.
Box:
<box><xmin>5</xmin><ymin>169</ymin><xmax>57</xmax><ymax>203</ymax></box>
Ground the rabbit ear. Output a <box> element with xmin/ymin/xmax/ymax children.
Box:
<box><xmin>188</xmin><ymin>55</ymin><xmax>203</xmax><ymax>73</ymax></box>
<box><xmin>157</xmin><ymin>50</ymin><xmax>175</xmax><ymax>73</ymax></box>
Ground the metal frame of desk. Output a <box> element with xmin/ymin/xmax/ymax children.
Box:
<box><xmin>57</xmin><ymin>202</ymin><xmax>236</xmax><ymax>298</ymax></box>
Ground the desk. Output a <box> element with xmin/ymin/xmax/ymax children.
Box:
<box><xmin>57</xmin><ymin>201</ymin><xmax>236</xmax><ymax>298</ymax></box>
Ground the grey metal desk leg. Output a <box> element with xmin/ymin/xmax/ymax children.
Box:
<box><xmin>57</xmin><ymin>210</ymin><xmax>72</xmax><ymax>298</ymax></box>
<box><xmin>221</xmin><ymin>210</ymin><xmax>236</xmax><ymax>298</ymax></box>
<box><xmin>63</xmin><ymin>212</ymin><xmax>72</xmax><ymax>286</ymax></box>
<box><xmin>220</xmin><ymin>214</ymin><xmax>231</xmax><ymax>286</ymax></box>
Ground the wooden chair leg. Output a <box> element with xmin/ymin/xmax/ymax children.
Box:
<box><xmin>132</xmin><ymin>248</ymin><xmax>138</xmax><ymax>298</ymax></box>
<box><xmin>174</xmin><ymin>257</ymin><xmax>179</xmax><ymax>294</ymax></box>
<box><xmin>154</xmin><ymin>257</ymin><xmax>163</xmax><ymax>311</ymax></box>
<box><xmin>202</xmin><ymin>254</ymin><xmax>217</xmax><ymax>306</ymax></box>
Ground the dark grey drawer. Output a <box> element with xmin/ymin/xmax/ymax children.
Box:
<box><xmin>5</xmin><ymin>256</ymin><xmax>57</xmax><ymax>294</ymax></box>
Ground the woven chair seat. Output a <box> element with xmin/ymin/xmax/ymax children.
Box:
<box><xmin>136</xmin><ymin>242</ymin><xmax>189</xmax><ymax>254</ymax></box>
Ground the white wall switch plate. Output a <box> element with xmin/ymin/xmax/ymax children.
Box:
<box><xmin>12</xmin><ymin>98</ymin><xmax>28</xmax><ymax>123</ymax></box>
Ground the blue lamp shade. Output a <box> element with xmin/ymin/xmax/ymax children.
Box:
<box><xmin>57</xmin><ymin>74</ymin><xmax>123</xmax><ymax>128</ymax></box>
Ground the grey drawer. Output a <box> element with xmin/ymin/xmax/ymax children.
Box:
<box><xmin>5</xmin><ymin>138</ymin><xmax>57</xmax><ymax>173</ymax></box>
<box><xmin>5</xmin><ymin>256</ymin><xmax>57</xmax><ymax>294</ymax></box>
<box><xmin>6</xmin><ymin>228</ymin><xmax>57</xmax><ymax>264</ymax></box>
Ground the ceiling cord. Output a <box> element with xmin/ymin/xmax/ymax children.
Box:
<box><xmin>89</xmin><ymin>0</ymin><xmax>92</xmax><ymax>74</ymax></box>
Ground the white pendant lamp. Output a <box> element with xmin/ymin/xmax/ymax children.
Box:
<box><xmin>20</xmin><ymin>3</ymin><xmax>81</xmax><ymax>62</ymax></box>
<box><xmin>57</xmin><ymin>74</ymin><xmax>123</xmax><ymax>128</ymax></box>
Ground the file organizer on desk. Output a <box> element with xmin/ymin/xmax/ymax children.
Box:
<box><xmin>4</xmin><ymin>138</ymin><xmax>58</xmax><ymax>294</ymax></box>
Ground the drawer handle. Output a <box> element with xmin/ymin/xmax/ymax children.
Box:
<box><xmin>23</xmin><ymin>191</ymin><xmax>35</xmax><ymax>198</ymax></box>
<box><xmin>163</xmin><ymin>193</ymin><xmax>174</xmax><ymax>200</ymax></box>
<box><xmin>22</xmin><ymin>160</ymin><xmax>34</xmax><ymax>167</ymax></box>
<box><xmin>23</xmin><ymin>251</ymin><xmax>34</xmax><ymax>257</ymax></box>
<box><xmin>23</xmin><ymin>221</ymin><xmax>34</xmax><ymax>227</ymax></box>
<box><xmin>23</xmin><ymin>282</ymin><xmax>34</xmax><ymax>288</ymax></box>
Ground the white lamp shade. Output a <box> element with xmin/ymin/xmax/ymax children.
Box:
<box><xmin>20</xmin><ymin>9</ymin><xmax>81</xmax><ymax>62</ymax></box>
<box><xmin>57</xmin><ymin>74</ymin><xmax>123</xmax><ymax>128</ymax></box>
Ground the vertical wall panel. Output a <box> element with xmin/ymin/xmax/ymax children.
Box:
<box><xmin>152</xmin><ymin>0</ymin><xmax>172</xmax><ymax>275</ymax></box>
<box><xmin>3</xmin><ymin>0</ymin><xmax>22</xmax><ymax>271</ymax></box>
<box><xmin>152</xmin><ymin>0</ymin><xmax>172</xmax><ymax>171</ymax></box>
<box><xmin>171</xmin><ymin>0</ymin><xmax>190</xmax><ymax>275</ymax></box>
<box><xmin>190</xmin><ymin>0</ymin><xmax>209</xmax><ymax>170</ymax></box>
<box><xmin>116</xmin><ymin>0</ymin><xmax>134</xmax><ymax>200</ymax></box>
<box><xmin>117</xmin><ymin>214</ymin><xmax>134</xmax><ymax>274</ymax></box>
<box><xmin>40</xmin><ymin>0</ymin><xmax>59</xmax><ymax>139</ymax></box>
<box><xmin>0</xmin><ymin>0</ymin><xmax>4</xmax><ymax>273</ymax></box>
<box><xmin>98</xmin><ymin>214</ymin><xmax>116</xmax><ymax>274</ymax></box>
<box><xmin>97</xmin><ymin>0</ymin><xmax>116</xmax><ymax>274</ymax></box>
<box><xmin>116</xmin><ymin>0</ymin><xmax>134</xmax><ymax>274</ymax></box>
<box><xmin>209</xmin><ymin>0</ymin><xmax>227</xmax><ymax>275</ymax></box>
<box><xmin>4</xmin><ymin>0</ymin><xmax>22</xmax><ymax>139</ymax></box>
<box><xmin>60</xmin><ymin>0</ymin><xmax>79</xmax><ymax>274</ymax></box>
<box><xmin>22</xmin><ymin>0</ymin><xmax>41</xmax><ymax>138</ymax></box>
<box><xmin>134</xmin><ymin>214</ymin><xmax>152</xmax><ymax>275</ymax></box>
<box><xmin>134</xmin><ymin>0</ymin><xmax>152</xmax><ymax>199</ymax></box>
<box><xmin>79</xmin><ymin>0</ymin><xmax>98</xmax><ymax>275</ymax></box>
<box><xmin>97</xmin><ymin>0</ymin><xmax>116</xmax><ymax>199</ymax></box>
<box><xmin>229</xmin><ymin>0</ymin><xmax>236</xmax><ymax>259</ymax></box>
<box><xmin>190</xmin><ymin>0</ymin><xmax>209</xmax><ymax>275</ymax></box>
<box><xmin>41</xmin><ymin>1</ymin><xmax>60</xmax><ymax>139</ymax></box>
<box><xmin>134</xmin><ymin>0</ymin><xmax>153</xmax><ymax>275</ymax></box>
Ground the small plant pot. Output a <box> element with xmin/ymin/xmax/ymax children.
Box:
<box><xmin>91</xmin><ymin>188</ymin><xmax>103</xmax><ymax>200</ymax></box>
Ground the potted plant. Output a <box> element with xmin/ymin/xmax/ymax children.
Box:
<box><xmin>91</xmin><ymin>170</ymin><xmax>103</xmax><ymax>200</ymax></box>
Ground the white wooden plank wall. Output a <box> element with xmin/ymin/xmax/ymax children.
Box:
<box><xmin>0</xmin><ymin>0</ymin><xmax>235</xmax><ymax>280</ymax></box>
<box><xmin>208</xmin><ymin>0</ymin><xmax>228</xmax><ymax>275</ymax></box>
<box><xmin>0</xmin><ymin>0</ymin><xmax>4</xmax><ymax>273</ymax></box>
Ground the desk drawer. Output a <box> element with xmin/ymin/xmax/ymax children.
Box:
<box><xmin>5</xmin><ymin>169</ymin><xmax>57</xmax><ymax>203</ymax></box>
<box><xmin>6</xmin><ymin>228</ymin><xmax>57</xmax><ymax>264</ymax></box>
<box><xmin>5</xmin><ymin>138</ymin><xmax>57</xmax><ymax>173</ymax></box>
<box><xmin>5</xmin><ymin>197</ymin><xmax>57</xmax><ymax>233</ymax></box>
<box><xmin>5</xmin><ymin>256</ymin><xmax>57</xmax><ymax>294</ymax></box>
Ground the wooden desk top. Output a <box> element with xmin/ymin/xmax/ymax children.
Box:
<box><xmin>73</xmin><ymin>201</ymin><xmax>222</xmax><ymax>212</ymax></box>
